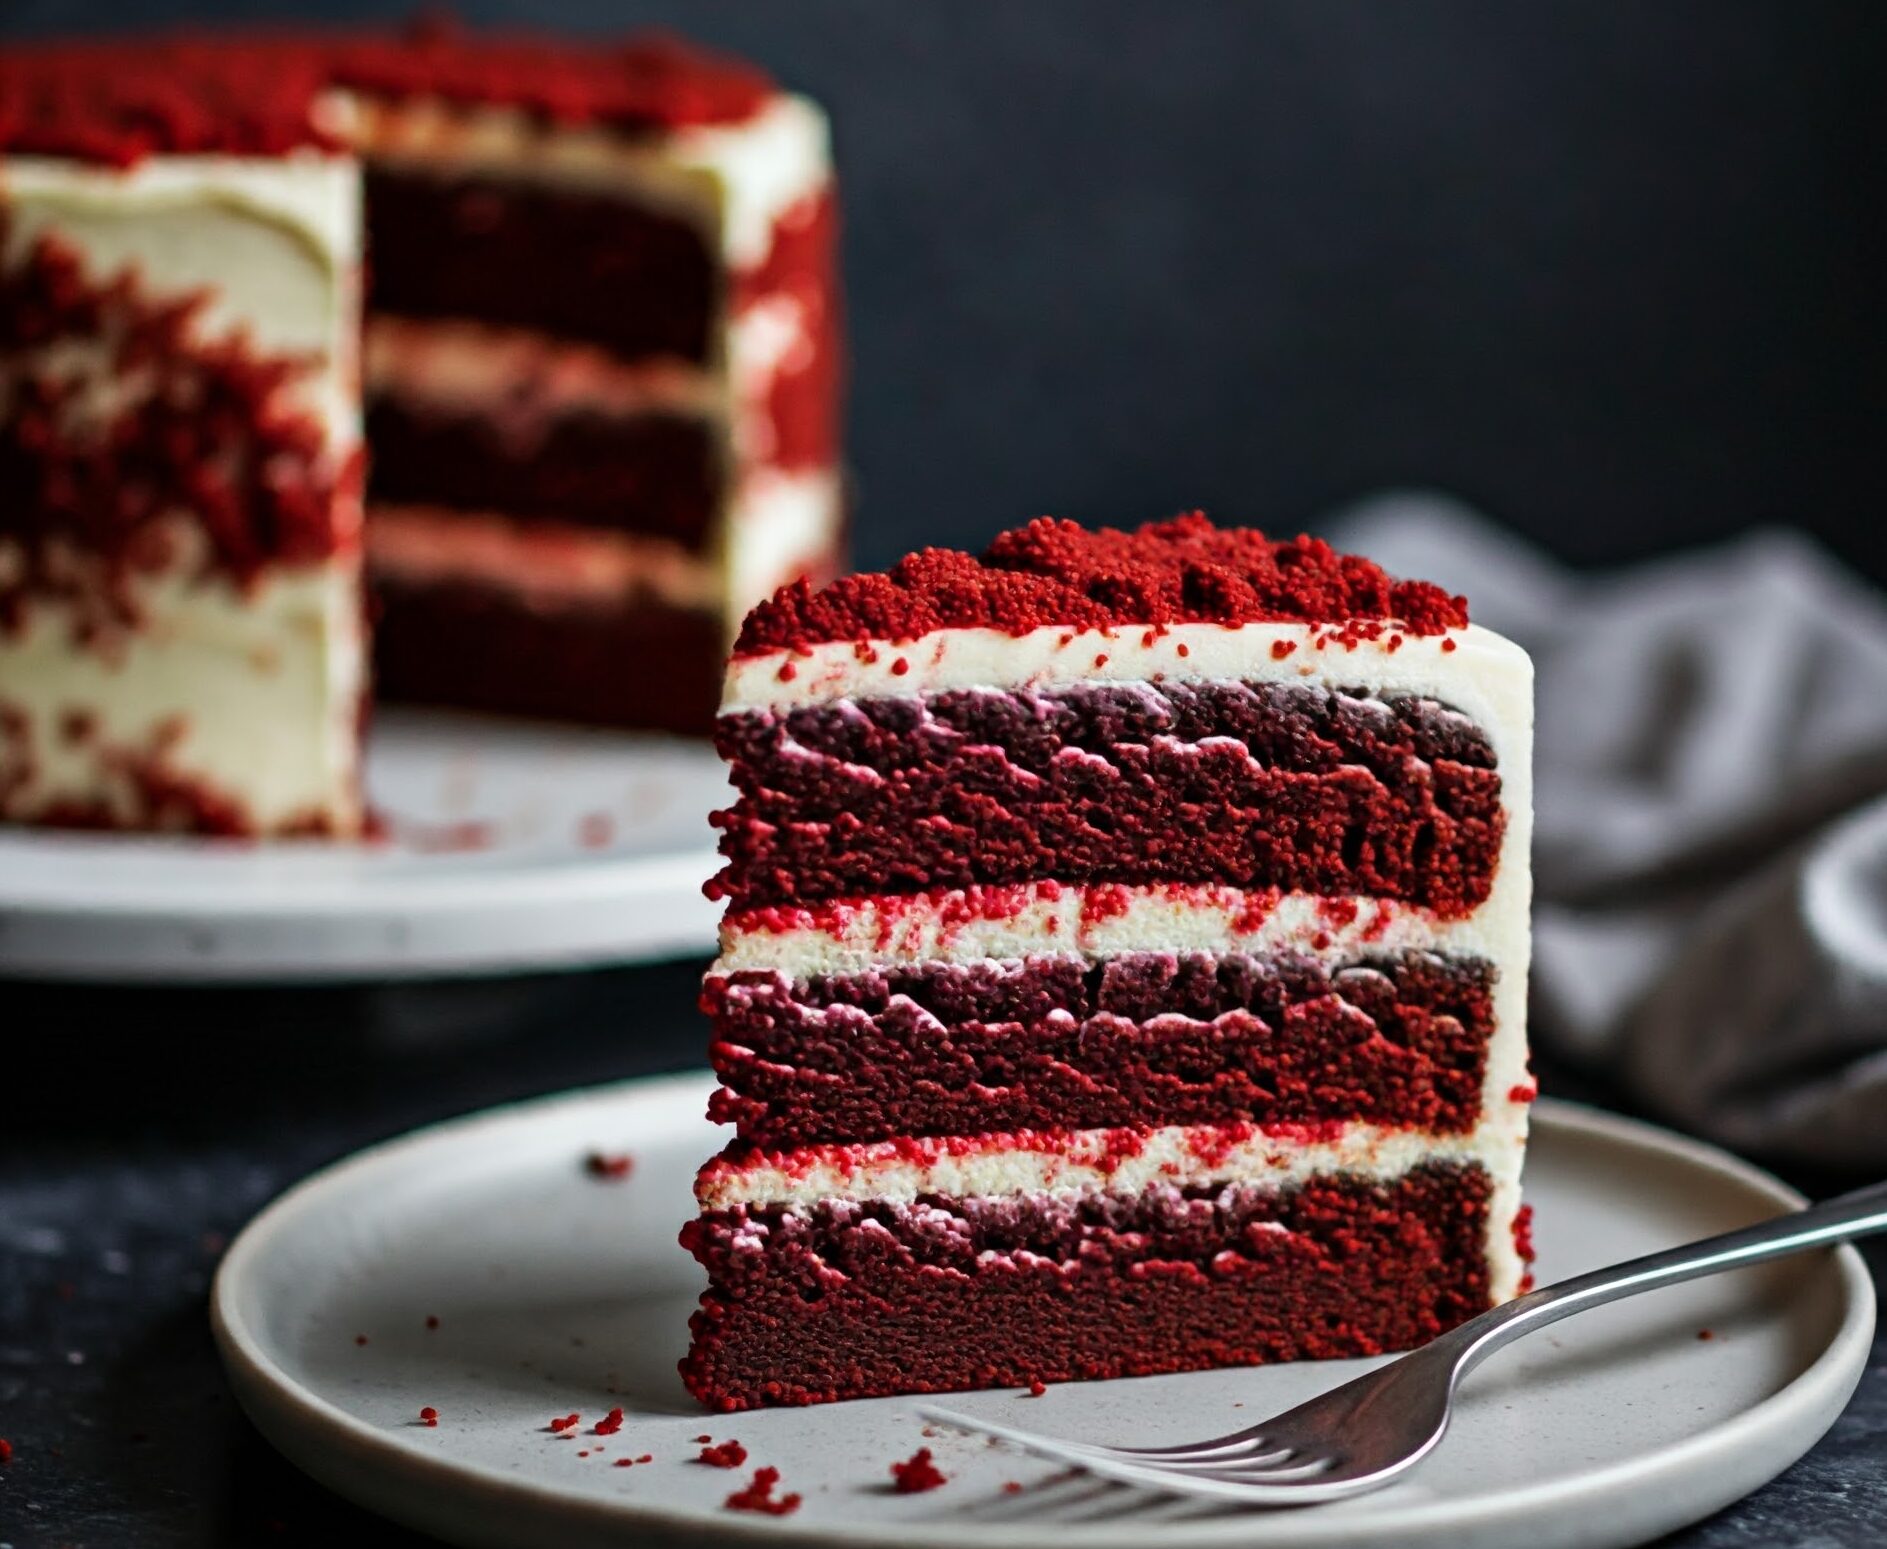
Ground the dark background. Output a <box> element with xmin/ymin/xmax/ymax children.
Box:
<box><xmin>7</xmin><ymin>0</ymin><xmax>1884</xmax><ymax>580</ymax></box>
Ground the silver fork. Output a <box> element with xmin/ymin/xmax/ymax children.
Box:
<box><xmin>923</xmin><ymin>1177</ymin><xmax>1887</xmax><ymax>1506</ymax></box>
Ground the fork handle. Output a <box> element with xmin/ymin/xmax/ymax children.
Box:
<box><xmin>1452</xmin><ymin>1176</ymin><xmax>1887</xmax><ymax>1377</ymax></box>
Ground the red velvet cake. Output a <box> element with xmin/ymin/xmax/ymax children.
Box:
<box><xmin>0</xmin><ymin>24</ymin><xmax>841</xmax><ymax>833</ymax></box>
<box><xmin>681</xmin><ymin>513</ymin><xmax>1535</xmax><ymax>1409</ymax></box>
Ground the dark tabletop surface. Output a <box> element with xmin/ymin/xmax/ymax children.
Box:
<box><xmin>1</xmin><ymin>961</ymin><xmax>1881</xmax><ymax>1548</ymax></box>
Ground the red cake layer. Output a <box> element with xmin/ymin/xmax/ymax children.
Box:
<box><xmin>735</xmin><ymin>513</ymin><xmax>1468</xmax><ymax>657</ymax></box>
<box><xmin>709</xmin><ymin>681</ymin><xmax>1503</xmax><ymax>914</ymax></box>
<box><xmin>0</xmin><ymin>28</ymin><xmax>770</xmax><ymax>166</ymax></box>
<box><xmin>365</xmin><ymin>168</ymin><xmax>718</xmax><ymax>363</ymax></box>
<box><xmin>680</xmin><ymin>1162</ymin><xmax>1493</xmax><ymax>1409</ymax></box>
<box><xmin>0</xmin><ymin>215</ymin><xmax>358</xmax><ymax>639</ymax></box>
<box><xmin>365</xmin><ymin>392</ymin><xmax>721</xmax><ymax>545</ymax></box>
<box><xmin>705</xmin><ymin>949</ymin><xmax>1494</xmax><ymax>1147</ymax></box>
<box><xmin>369</xmin><ymin>566</ymin><xmax>723</xmax><ymax>734</ymax></box>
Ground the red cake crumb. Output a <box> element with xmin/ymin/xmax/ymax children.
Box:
<box><xmin>548</xmin><ymin>1413</ymin><xmax>581</xmax><ymax>1433</ymax></box>
<box><xmin>1509</xmin><ymin>1080</ymin><xmax>1539</xmax><ymax>1103</ymax></box>
<box><xmin>734</xmin><ymin>513</ymin><xmax>1468</xmax><ymax>656</ymax></box>
<box><xmin>419</xmin><ymin>1406</ymin><xmax>438</xmax><ymax>1427</ymax></box>
<box><xmin>694</xmin><ymin>1433</ymin><xmax>714</xmax><ymax>1443</ymax></box>
<box><xmin>1002</xmin><ymin>1480</ymin><xmax>1023</xmax><ymax>1495</ymax></box>
<box><xmin>584</xmin><ymin>1151</ymin><xmax>635</xmax><ymax>1181</ymax></box>
<box><xmin>1512</xmin><ymin>1204</ymin><xmax>1536</xmax><ymax>1267</ymax></box>
<box><xmin>890</xmin><ymin>1447</ymin><xmax>948</xmax><ymax>1493</ymax></box>
<box><xmin>697</xmin><ymin>1439</ymin><xmax>748</xmax><ymax>1467</ymax></box>
<box><xmin>1026</xmin><ymin>1378</ymin><xmax>1047</xmax><ymax>1397</ymax></box>
<box><xmin>725</xmin><ymin>1466</ymin><xmax>801</xmax><ymax>1516</ymax></box>
<box><xmin>1697</xmin><ymin>1328</ymin><xmax>1716</xmax><ymax>1341</ymax></box>
<box><xmin>593</xmin><ymin>1407</ymin><xmax>624</xmax><ymax>1435</ymax></box>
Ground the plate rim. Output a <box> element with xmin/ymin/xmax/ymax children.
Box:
<box><xmin>211</xmin><ymin>1083</ymin><xmax>1878</xmax><ymax>1549</ymax></box>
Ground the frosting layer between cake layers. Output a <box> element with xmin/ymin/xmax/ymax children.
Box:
<box><xmin>684</xmin><ymin>609</ymin><xmax>1534</xmax><ymax>1408</ymax></box>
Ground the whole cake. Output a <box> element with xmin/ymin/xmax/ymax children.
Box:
<box><xmin>0</xmin><ymin>24</ymin><xmax>840</xmax><ymax>834</ymax></box>
<box><xmin>681</xmin><ymin>513</ymin><xmax>1534</xmax><ymax>1409</ymax></box>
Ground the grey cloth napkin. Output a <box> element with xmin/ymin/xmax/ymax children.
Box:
<box><xmin>1331</xmin><ymin>493</ymin><xmax>1887</xmax><ymax>1169</ymax></box>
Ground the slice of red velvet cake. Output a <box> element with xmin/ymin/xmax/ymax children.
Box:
<box><xmin>681</xmin><ymin>513</ymin><xmax>1534</xmax><ymax>1409</ymax></box>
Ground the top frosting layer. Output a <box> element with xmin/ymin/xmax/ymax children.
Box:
<box><xmin>0</xmin><ymin>25</ymin><xmax>773</xmax><ymax>166</ymax></box>
<box><xmin>733</xmin><ymin>513</ymin><xmax>1469</xmax><ymax>657</ymax></box>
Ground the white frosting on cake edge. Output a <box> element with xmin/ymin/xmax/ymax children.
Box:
<box><xmin>1</xmin><ymin>154</ymin><xmax>362</xmax><ymax>444</ymax></box>
<box><xmin>0</xmin><ymin>535</ymin><xmax>366</xmax><ymax>835</ymax></box>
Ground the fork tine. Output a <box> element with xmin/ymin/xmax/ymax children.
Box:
<box><xmin>1104</xmin><ymin>1446</ymin><xmax>1297</xmax><ymax>1473</ymax></box>
<box><xmin>1110</xmin><ymin>1434</ymin><xmax>1273</xmax><ymax>1460</ymax></box>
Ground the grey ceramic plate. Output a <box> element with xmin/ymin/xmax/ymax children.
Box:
<box><xmin>212</xmin><ymin>1079</ymin><xmax>1874</xmax><ymax>1549</ymax></box>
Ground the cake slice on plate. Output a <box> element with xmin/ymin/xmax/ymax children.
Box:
<box><xmin>682</xmin><ymin>512</ymin><xmax>1534</xmax><ymax>1409</ymax></box>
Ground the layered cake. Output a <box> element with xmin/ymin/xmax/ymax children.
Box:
<box><xmin>682</xmin><ymin>513</ymin><xmax>1534</xmax><ymax>1408</ymax></box>
<box><xmin>0</xmin><ymin>25</ymin><xmax>841</xmax><ymax>834</ymax></box>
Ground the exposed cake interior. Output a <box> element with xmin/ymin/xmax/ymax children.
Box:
<box><xmin>0</xmin><ymin>24</ymin><xmax>845</xmax><ymax>835</ymax></box>
<box><xmin>683</xmin><ymin>515</ymin><xmax>1535</xmax><ymax>1410</ymax></box>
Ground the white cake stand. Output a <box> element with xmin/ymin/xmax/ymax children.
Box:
<box><xmin>0</xmin><ymin>709</ymin><xmax>729</xmax><ymax>982</ymax></box>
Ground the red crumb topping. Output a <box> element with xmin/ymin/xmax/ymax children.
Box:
<box><xmin>584</xmin><ymin>1152</ymin><xmax>635</xmax><ymax>1181</ymax></box>
<box><xmin>419</xmin><ymin>1406</ymin><xmax>438</xmax><ymax>1427</ymax></box>
<box><xmin>0</xmin><ymin>25</ymin><xmax>772</xmax><ymax>166</ymax></box>
<box><xmin>1026</xmin><ymin>1378</ymin><xmax>1047</xmax><ymax>1397</ymax></box>
<box><xmin>1698</xmin><ymin>1328</ymin><xmax>1716</xmax><ymax>1340</ymax></box>
<box><xmin>593</xmin><ymin>1407</ymin><xmax>624</xmax><ymax>1436</ymax></box>
<box><xmin>330</xmin><ymin>22</ymin><xmax>771</xmax><ymax>132</ymax></box>
<box><xmin>1512</xmin><ymin>1204</ymin><xmax>1536</xmax><ymax>1267</ymax></box>
<box><xmin>697</xmin><ymin>1439</ymin><xmax>748</xmax><ymax>1468</ymax></box>
<box><xmin>0</xmin><ymin>38</ymin><xmax>340</xmax><ymax>164</ymax></box>
<box><xmin>889</xmin><ymin>1447</ymin><xmax>948</xmax><ymax>1493</ymax></box>
<box><xmin>694</xmin><ymin>1433</ymin><xmax>713</xmax><ymax>1443</ymax></box>
<box><xmin>548</xmin><ymin>1413</ymin><xmax>581</xmax><ymax>1433</ymax></box>
<box><xmin>725</xmin><ymin>1466</ymin><xmax>801</xmax><ymax>1516</ymax></box>
<box><xmin>734</xmin><ymin>513</ymin><xmax>1468</xmax><ymax>656</ymax></box>
<box><xmin>1002</xmin><ymin>1480</ymin><xmax>1023</xmax><ymax>1495</ymax></box>
<box><xmin>1508</xmin><ymin>1079</ymin><xmax>1539</xmax><ymax>1103</ymax></box>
